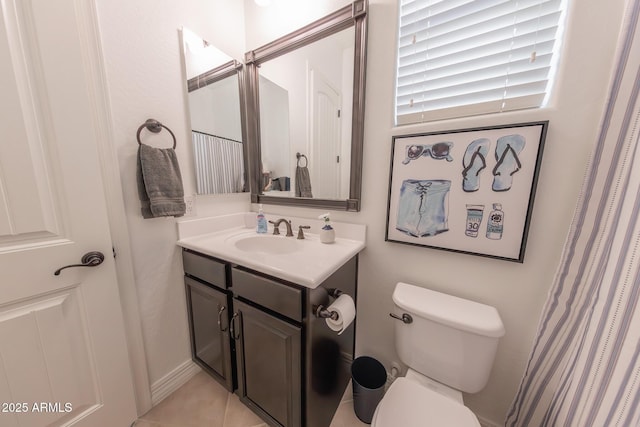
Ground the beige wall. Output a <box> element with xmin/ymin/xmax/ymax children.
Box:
<box><xmin>95</xmin><ymin>0</ymin><xmax>250</xmax><ymax>387</ymax></box>
<box><xmin>245</xmin><ymin>0</ymin><xmax>627</xmax><ymax>424</ymax></box>
<box><xmin>97</xmin><ymin>0</ymin><xmax>627</xmax><ymax>424</ymax></box>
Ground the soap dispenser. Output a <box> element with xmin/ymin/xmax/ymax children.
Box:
<box><xmin>256</xmin><ymin>204</ymin><xmax>268</xmax><ymax>234</ymax></box>
<box><xmin>319</xmin><ymin>213</ymin><xmax>335</xmax><ymax>244</ymax></box>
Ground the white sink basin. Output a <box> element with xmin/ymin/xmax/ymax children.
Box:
<box><xmin>177</xmin><ymin>213</ymin><xmax>366</xmax><ymax>288</ymax></box>
<box><xmin>233</xmin><ymin>235</ymin><xmax>299</xmax><ymax>254</ymax></box>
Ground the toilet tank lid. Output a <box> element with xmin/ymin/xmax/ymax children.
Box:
<box><xmin>393</xmin><ymin>282</ymin><xmax>505</xmax><ymax>338</ymax></box>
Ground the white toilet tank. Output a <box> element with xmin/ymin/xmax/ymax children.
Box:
<box><xmin>392</xmin><ymin>282</ymin><xmax>505</xmax><ymax>394</ymax></box>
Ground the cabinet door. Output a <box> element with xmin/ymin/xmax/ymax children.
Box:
<box><xmin>233</xmin><ymin>299</ymin><xmax>301</xmax><ymax>427</ymax></box>
<box><xmin>185</xmin><ymin>277</ymin><xmax>234</xmax><ymax>391</ymax></box>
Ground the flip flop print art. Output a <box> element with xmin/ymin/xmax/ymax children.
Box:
<box><xmin>492</xmin><ymin>134</ymin><xmax>526</xmax><ymax>191</ymax></box>
<box><xmin>459</xmin><ymin>134</ymin><xmax>526</xmax><ymax>192</ymax></box>
<box><xmin>461</xmin><ymin>138</ymin><xmax>490</xmax><ymax>192</ymax></box>
<box><xmin>395</xmin><ymin>134</ymin><xmax>526</xmax><ymax>241</ymax></box>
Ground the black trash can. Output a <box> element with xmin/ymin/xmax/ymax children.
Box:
<box><xmin>351</xmin><ymin>356</ymin><xmax>386</xmax><ymax>424</ymax></box>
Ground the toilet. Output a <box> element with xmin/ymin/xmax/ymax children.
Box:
<box><xmin>371</xmin><ymin>282</ymin><xmax>505</xmax><ymax>426</ymax></box>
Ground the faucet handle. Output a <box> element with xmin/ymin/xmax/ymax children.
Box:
<box><xmin>297</xmin><ymin>225</ymin><xmax>311</xmax><ymax>239</ymax></box>
<box><xmin>268</xmin><ymin>220</ymin><xmax>280</xmax><ymax>235</ymax></box>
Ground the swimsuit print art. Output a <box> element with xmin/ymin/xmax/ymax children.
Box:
<box><xmin>396</xmin><ymin>179</ymin><xmax>451</xmax><ymax>237</ymax></box>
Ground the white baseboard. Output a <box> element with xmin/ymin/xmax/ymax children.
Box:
<box><xmin>150</xmin><ymin>359</ymin><xmax>201</xmax><ymax>407</ymax></box>
<box><xmin>477</xmin><ymin>415</ymin><xmax>502</xmax><ymax>427</ymax></box>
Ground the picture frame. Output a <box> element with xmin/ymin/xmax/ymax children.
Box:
<box><xmin>385</xmin><ymin>121</ymin><xmax>548</xmax><ymax>262</ymax></box>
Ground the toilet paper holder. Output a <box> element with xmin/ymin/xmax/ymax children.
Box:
<box><xmin>314</xmin><ymin>288</ymin><xmax>343</xmax><ymax>320</ymax></box>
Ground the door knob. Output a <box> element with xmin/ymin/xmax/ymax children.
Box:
<box><xmin>54</xmin><ymin>251</ymin><xmax>105</xmax><ymax>276</ymax></box>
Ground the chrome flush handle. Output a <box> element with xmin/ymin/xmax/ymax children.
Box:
<box><xmin>389</xmin><ymin>313</ymin><xmax>413</xmax><ymax>324</ymax></box>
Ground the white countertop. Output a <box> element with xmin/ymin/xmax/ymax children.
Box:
<box><xmin>177</xmin><ymin>213</ymin><xmax>366</xmax><ymax>288</ymax></box>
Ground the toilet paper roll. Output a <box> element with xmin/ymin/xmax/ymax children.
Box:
<box><xmin>325</xmin><ymin>294</ymin><xmax>356</xmax><ymax>335</ymax></box>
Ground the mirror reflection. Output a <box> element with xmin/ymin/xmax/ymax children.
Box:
<box><xmin>259</xmin><ymin>75</ymin><xmax>291</xmax><ymax>195</ymax></box>
<box><xmin>258</xmin><ymin>27</ymin><xmax>354</xmax><ymax>200</ymax></box>
<box><xmin>180</xmin><ymin>27</ymin><xmax>246</xmax><ymax>195</ymax></box>
<box><xmin>246</xmin><ymin>0</ymin><xmax>368</xmax><ymax>211</ymax></box>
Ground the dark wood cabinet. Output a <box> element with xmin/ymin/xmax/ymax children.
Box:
<box><xmin>182</xmin><ymin>248</ymin><xmax>358</xmax><ymax>427</ymax></box>
<box><xmin>233</xmin><ymin>299</ymin><xmax>302</xmax><ymax>427</ymax></box>
<box><xmin>184</xmin><ymin>276</ymin><xmax>235</xmax><ymax>391</ymax></box>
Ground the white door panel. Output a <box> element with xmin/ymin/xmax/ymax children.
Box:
<box><xmin>0</xmin><ymin>0</ymin><xmax>61</xmax><ymax>244</ymax></box>
<box><xmin>0</xmin><ymin>0</ymin><xmax>137</xmax><ymax>425</ymax></box>
<box><xmin>0</xmin><ymin>289</ymin><xmax>96</xmax><ymax>426</ymax></box>
<box><xmin>309</xmin><ymin>66</ymin><xmax>342</xmax><ymax>200</ymax></box>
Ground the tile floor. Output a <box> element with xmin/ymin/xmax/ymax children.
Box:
<box><xmin>134</xmin><ymin>371</ymin><xmax>368</xmax><ymax>427</ymax></box>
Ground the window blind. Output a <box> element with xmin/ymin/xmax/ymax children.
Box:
<box><xmin>396</xmin><ymin>0</ymin><xmax>565</xmax><ymax>124</ymax></box>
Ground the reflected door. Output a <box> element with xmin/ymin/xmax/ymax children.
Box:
<box><xmin>310</xmin><ymin>68</ymin><xmax>342</xmax><ymax>199</ymax></box>
<box><xmin>0</xmin><ymin>1</ymin><xmax>136</xmax><ymax>426</ymax></box>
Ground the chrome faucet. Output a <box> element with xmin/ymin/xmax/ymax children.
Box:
<box><xmin>269</xmin><ymin>218</ymin><xmax>294</xmax><ymax>237</ymax></box>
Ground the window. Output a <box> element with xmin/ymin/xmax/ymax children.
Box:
<box><xmin>395</xmin><ymin>0</ymin><xmax>566</xmax><ymax>125</ymax></box>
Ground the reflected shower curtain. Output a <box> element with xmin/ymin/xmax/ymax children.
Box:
<box><xmin>506</xmin><ymin>2</ymin><xmax>640</xmax><ymax>425</ymax></box>
<box><xmin>192</xmin><ymin>131</ymin><xmax>244</xmax><ymax>194</ymax></box>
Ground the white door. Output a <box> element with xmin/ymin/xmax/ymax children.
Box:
<box><xmin>309</xmin><ymin>67</ymin><xmax>342</xmax><ymax>199</ymax></box>
<box><xmin>0</xmin><ymin>0</ymin><xmax>137</xmax><ymax>426</ymax></box>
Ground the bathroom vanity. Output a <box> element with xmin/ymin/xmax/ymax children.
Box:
<box><xmin>177</xmin><ymin>213</ymin><xmax>365</xmax><ymax>427</ymax></box>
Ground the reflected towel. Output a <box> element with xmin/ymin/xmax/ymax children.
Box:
<box><xmin>295</xmin><ymin>166</ymin><xmax>313</xmax><ymax>198</ymax></box>
<box><xmin>137</xmin><ymin>144</ymin><xmax>186</xmax><ymax>218</ymax></box>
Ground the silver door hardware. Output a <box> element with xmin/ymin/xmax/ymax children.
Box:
<box><xmin>217</xmin><ymin>306</ymin><xmax>228</xmax><ymax>332</ymax></box>
<box><xmin>54</xmin><ymin>251</ymin><xmax>105</xmax><ymax>276</ymax></box>
<box><xmin>230</xmin><ymin>312</ymin><xmax>241</xmax><ymax>340</ymax></box>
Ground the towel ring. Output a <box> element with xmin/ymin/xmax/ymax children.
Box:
<box><xmin>136</xmin><ymin>118</ymin><xmax>177</xmax><ymax>149</ymax></box>
<box><xmin>296</xmin><ymin>152</ymin><xmax>308</xmax><ymax>167</ymax></box>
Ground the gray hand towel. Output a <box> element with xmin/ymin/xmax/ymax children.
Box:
<box><xmin>137</xmin><ymin>144</ymin><xmax>186</xmax><ymax>218</ymax></box>
<box><xmin>295</xmin><ymin>165</ymin><xmax>313</xmax><ymax>198</ymax></box>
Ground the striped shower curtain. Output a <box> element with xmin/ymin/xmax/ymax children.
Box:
<box><xmin>506</xmin><ymin>2</ymin><xmax>640</xmax><ymax>426</ymax></box>
<box><xmin>192</xmin><ymin>131</ymin><xmax>244</xmax><ymax>194</ymax></box>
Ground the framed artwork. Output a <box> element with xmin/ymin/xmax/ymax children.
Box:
<box><xmin>385</xmin><ymin>121</ymin><xmax>548</xmax><ymax>262</ymax></box>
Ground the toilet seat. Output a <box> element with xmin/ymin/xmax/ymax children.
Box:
<box><xmin>371</xmin><ymin>377</ymin><xmax>480</xmax><ymax>427</ymax></box>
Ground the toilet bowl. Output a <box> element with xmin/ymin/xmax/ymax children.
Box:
<box><xmin>371</xmin><ymin>282</ymin><xmax>505</xmax><ymax>426</ymax></box>
<box><xmin>370</xmin><ymin>374</ymin><xmax>480</xmax><ymax>427</ymax></box>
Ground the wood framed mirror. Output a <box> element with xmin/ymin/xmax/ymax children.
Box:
<box><xmin>245</xmin><ymin>0</ymin><xmax>368</xmax><ymax>211</ymax></box>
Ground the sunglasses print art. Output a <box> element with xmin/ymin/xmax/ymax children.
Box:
<box><xmin>402</xmin><ymin>142</ymin><xmax>453</xmax><ymax>164</ymax></box>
